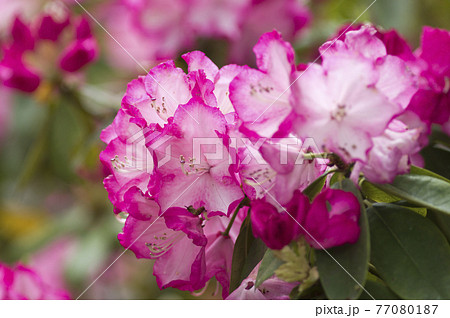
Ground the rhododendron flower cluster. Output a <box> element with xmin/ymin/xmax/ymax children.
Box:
<box><xmin>101</xmin><ymin>23</ymin><xmax>450</xmax><ymax>299</ymax></box>
<box><xmin>102</xmin><ymin>0</ymin><xmax>310</xmax><ymax>69</ymax></box>
<box><xmin>0</xmin><ymin>2</ymin><xmax>97</xmax><ymax>93</ymax></box>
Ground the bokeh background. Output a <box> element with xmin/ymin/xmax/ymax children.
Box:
<box><xmin>1</xmin><ymin>0</ymin><xmax>449</xmax><ymax>299</ymax></box>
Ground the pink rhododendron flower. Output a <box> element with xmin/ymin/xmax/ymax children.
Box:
<box><xmin>187</xmin><ymin>0</ymin><xmax>251</xmax><ymax>40</ymax></box>
<box><xmin>236</xmin><ymin>136</ymin><xmax>325</xmax><ymax>211</ymax></box>
<box><xmin>331</xmin><ymin>24</ymin><xmax>416</xmax><ymax>62</ymax></box>
<box><xmin>290</xmin><ymin>26</ymin><xmax>415</xmax><ymax>163</ymax></box>
<box><xmin>148</xmin><ymin>98</ymin><xmax>244</xmax><ymax>213</ymax></box>
<box><xmin>0</xmin><ymin>262</ymin><xmax>70</xmax><ymax>300</ymax></box>
<box><xmin>333</xmin><ymin>24</ymin><xmax>450</xmax><ymax>137</ymax></box>
<box><xmin>0</xmin><ymin>6</ymin><xmax>97</xmax><ymax>93</ymax></box>
<box><xmin>99</xmin><ymin>109</ymin><xmax>155</xmax><ymax>215</ymax></box>
<box><xmin>354</xmin><ymin>120</ymin><xmax>422</xmax><ymax>183</ymax></box>
<box><xmin>101</xmin><ymin>51</ymin><xmax>249</xmax><ymax>297</ymax></box>
<box><xmin>303</xmin><ymin>189</ymin><xmax>361</xmax><ymax>249</ymax></box>
<box><xmin>230</xmin><ymin>30</ymin><xmax>295</xmax><ymax>138</ymax></box>
<box><xmin>117</xmin><ymin>191</ymin><xmax>245</xmax><ymax>296</ymax></box>
<box><xmin>226</xmin><ymin>263</ymin><xmax>296</xmax><ymax>300</ymax></box>
<box><xmin>100</xmin><ymin>24</ymin><xmax>445</xmax><ymax>299</ymax></box>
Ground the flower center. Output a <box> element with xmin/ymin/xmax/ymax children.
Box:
<box><xmin>330</xmin><ymin>104</ymin><xmax>347</xmax><ymax>122</ymax></box>
<box><xmin>179</xmin><ymin>155</ymin><xmax>210</xmax><ymax>176</ymax></box>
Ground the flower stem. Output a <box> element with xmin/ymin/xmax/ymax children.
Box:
<box><xmin>302</xmin><ymin>152</ymin><xmax>328</xmax><ymax>160</ymax></box>
<box><xmin>222</xmin><ymin>196</ymin><xmax>250</xmax><ymax>237</ymax></box>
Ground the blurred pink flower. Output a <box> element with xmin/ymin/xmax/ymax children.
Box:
<box><xmin>0</xmin><ymin>0</ymin><xmax>39</xmax><ymax>31</ymax></box>
<box><xmin>29</xmin><ymin>238</ymin><xmax>76</xmax><ymax>293</ymax></box>
<box><xmin>0</xmin><ymin>262</ymin><xmax>70</xmax><ymax>300</ymax></box>
<box><xmin>0</xmin><ymin>5</ymin><xmax>97</xmax><ymax>93</ymax></box>
<box><xmin>406</xmin><ymin>27</ymin><xmax>450</xmax><ymax>133</ymax></box>
<box><xmin>229</xmin><ymin>0</ymin><xmax>311</xmax><ymax>64</ymax></box>
<box><xmin>101</xmin><ymin>0</ymin><xmax>310</xmax><ymax>70</ymax></box>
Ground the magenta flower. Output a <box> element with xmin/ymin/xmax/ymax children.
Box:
<box><xmin>0</xmin><ymin>9</ymin><xmax>97</xmax><ymax>93</ymax></box>
<box><xmin>59</xmin><ymin>17</ymin><xmax>98</xmax><ymax>72</ymax></box>
<box><xmin>406</xmin><ymin>27</ymin><xmax>450</xmax><ymax>133</ymax></box>
<box><xmin>251</xmin><ymin>191</ymin><xmax>310</xmax><ymax>250</ymax></box>
<box><xmin>303</xmin><ymin>189</ymin><xmax>361</xmax><ymax>249</ymax></box>
<box><xmin>0</xmin><ymin>48</ymin><xmax>41</xmax><ymax>93</ymax></box>
<box><xmin>37</xmin><ymin>13</ymin><xmax>70</xmax><ymax>42</ymax></box>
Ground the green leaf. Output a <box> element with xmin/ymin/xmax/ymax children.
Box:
<box><xmin>315</xmin><ymin>179</ymin><xmax>370</xmax><ymax>299</ymax></box>
<box><xmin>427</xmin><ymin>210</ymin><xmax>450</xmax><ymax>243</ymax></box>
<box><xmin>361</xmin><ymin>180</ymin><xmax>400</xmax><ymax>203</ymax></box>
<box><xmin>255</xmin><ymin>249</ymin><xmax>284</xmax><ymax>288</ymax></box>
<box><xmin>303</xmin><ymin>172</ymin><xmax>329</xmax><ymax>200</ymax></box>
<box><xmin>367</xmin><ymin>203</ymin><xmax>450</xmax><ymax>299</ymax></box>
<box><xmin>329</xmin><ymin>171</ymin><xmax>344</xmax><ymax>187</ymax></box>
<box><xmin>229</xmin><ymin>215</ymin><xmax>266</xmax><ymax>293</ymax></box>
<box><xmin>359</xmin><ymin>276</ymin><xmax>400</xmax><ymax>300</ymax></box>
<box><xmin>371</xmin><ymin>175</ymin><xmax>450</xmax><ymax>216</ymax></box>
<box><xmin>410</xmin><ymin>165</ymin><xmax>450</xmax><ymax>183</ymax></box>
<box><xmin>361</xmin><ymin>180</ymin><xmax>427</xmax><ymax>217</ymax></box>
<box><xmin>420</xmin><ymin>130</ymin><xmax>450</xmax><ymax>180</ymax></box>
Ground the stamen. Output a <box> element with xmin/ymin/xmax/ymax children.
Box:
<box><xmin>146</xmin><ymin>232</ymin><xmax>184</xmax><ymax>257</ymax></box>
<box><xmin>330</xmin><ymin>104</ymin><xmax>347</xmax><ymax>121</ymax></box>
<box><xmin>180</xmin><ymin>155</ymin><xmax>210</xmax><ymax>176</ymax></box>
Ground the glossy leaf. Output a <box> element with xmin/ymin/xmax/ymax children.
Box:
<box><xmin>229</xmin><ymin>215</ymin><xmax>266</xmax><ymax>293</ymax></box>
<box><xmin>410</xmin><ymin>165</ymin><xmax>450</xmax><ymax>183</ymax></box>
<box><xmin>427</xmin><ymin>210</ymin><xmax>450</xmax><ymax>242</ymax></box>
<box><xmin>372</xmin><ymin>175</ymin><xmax>450</xmax><ymax>216</ymax></box>
<box><xmin>368</xmin><ymin>203</ymin><xmax>450</xmax><ymax>299</ymax></box>
<box><xmin>358</xmin><ymin>277</ymin><xmax>400</xmax><ymax>300</ymax></box>
<box><xmin>303</xmin><ymin>172</ymin><xmax>328</xmax><ymax>200</ymax></box>
<box><xmin>255</xmin><ymin>249</ymin><xmax>284</xmax><ymax>288</ymax></box>
<box><xmin>361</xmin><ymin>180</ymin><xmax>427</xmax><ymax>217</ymax></box>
